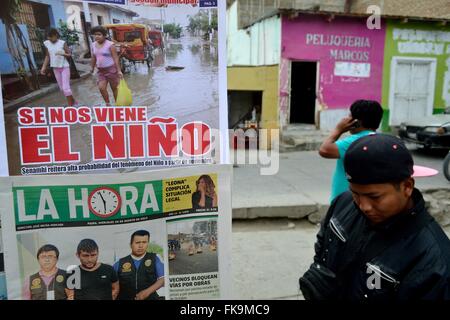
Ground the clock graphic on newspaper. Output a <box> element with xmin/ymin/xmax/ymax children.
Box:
<box><xmin>88</xmin><ymin>187</ymin><xmax>121</xmax><ymax>218</ymax></box>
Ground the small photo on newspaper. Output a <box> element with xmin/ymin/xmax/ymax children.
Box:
<box><xmin>0</xmin><ymin>165</ymin><xmax>231</xmax><ymax>300</ymax></box>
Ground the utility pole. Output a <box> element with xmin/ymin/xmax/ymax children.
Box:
<box><xmin>160</xmin><ymin>8</ymin><xmax>164</xmax><ymax>33</ymax></box>
<box><xmin>83</xmin><ymin>1</ymin><xmax>93</xmax><ymax>56</ymax></box>
<box><xmin>208</xmin><ymin>9</ymin><xmax>212</xmax><ymax>42</ymax></box>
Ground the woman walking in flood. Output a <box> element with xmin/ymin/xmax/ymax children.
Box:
<box><xmin>40</xmin><ymin>28</ymin><xmax>77</xmax><ymax>106</ymax></box>
<box><xmin>90</xmin><ymin>26</ymin><xmax>123</xmax><ymax>105</ymax></box>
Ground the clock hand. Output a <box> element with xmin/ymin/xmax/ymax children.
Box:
<box><xmin>98</xmin><ymin>192</ymin><xmax>107</xmax><ymax>212</ymax></box>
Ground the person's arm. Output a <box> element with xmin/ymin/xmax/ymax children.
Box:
<box><xmin>312</xmin><ymin>195</ymin><xmax>341</xmax><ymax>264</ymax></box>
<box><xmin>111</xmin><ymin>281</ymin><xmax>120</xmax><ymax>300</ymax></box>
<box><xmin>109</xmin><ymin>266</ymin><xmax>120</xmax><ymax>300</ymax></box>
<box><xmin>90</xmin><ymin>45</ymin><xmax>96</xmax><ymax>73</ymax></box>
<box><xmin>396</xmin><ymin>258</ymin><xmax>450</xmax><ymax>300</ymax></box>
<box><xmin>58</xmin><ymin>42</ymin><xmax>72</xmax><ymax>58</ymax></box>
<box><xmin>212</xmin><ymin>192</ymin><xmax>218</xmax><ymax>207</ymax></box>
<box><xmin>318</xmin><ymin>117</ymin><xmax>358</xmax><ymax>159</ymax></box>
<box><xmin>40</xmin><ymin>48</ymin><xmax>50</xmax><ymax>75</ymax></box>
<box><xmin>65</xmin><ymin>288</ymin><xmax>74</xmax><ymax>300</ymax></box>
<box><xmin>110</xmin><ymin>45</ymin><xmax>123</xmax><ymax>78</ymax></box>
<box><xmin>112</xmin><ymin>261</ymin><xmax>119</xmax><ymax>273</ymax></box>
<box><xmin>22</xmin><ymin>277</ymin><xmax>31</xmax><ymax>300</ymax></box>
<box><xmin>135</xmin><ymin>256</ymin><xmax>165</xmax><ymax>300</ymax></box>
<box><xmin>135</xmin><ymin>278</ymin><xmax>164</xmax><ymax>300</ymax></box>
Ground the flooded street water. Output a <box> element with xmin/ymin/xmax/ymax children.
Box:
<box><xmin>4</xmin><ymin>35</ymin><xmax>220</xmax><ymax>175</ymax></box>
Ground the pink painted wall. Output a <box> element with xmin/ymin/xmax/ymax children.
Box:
<box><xmin>281</xmin><ymin>14</ymin><xmax>386</xmax><ymax>112</ymax></box>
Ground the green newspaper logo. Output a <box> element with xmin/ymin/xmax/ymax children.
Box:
<box><xmin>13</xmin><ymin>181</ymin><xmax>163</xmax><ymax>228</ymax></box>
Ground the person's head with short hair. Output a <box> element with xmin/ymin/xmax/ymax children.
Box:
<box><xmin>46</xmin><ymin>28</ymin><xmax>60</xmax><ymax>43</ymax></box>
<box><xmin>349</xmin><ymin>100</ymin><xmax>383</xmax><ymax>133</ymax></box>
<box><xmin>76</xmin><ymin>239</ymin><xmax>99</xmax><ymax>270</ymax></box>
<box><xmin>90</xmin><ymin>26</ymin><xmax>108</xmax><ymax>43</ymax></box>
<box><xmin>36</xmin><ymin>244</ymin><xmax>59</xmax><ymax>272</ymax></box>
<box><xmin>130</xmin><ymin>230</ymin><xmax>150</xmax><ymax>257</ymax></box>
<box><xmin>344</xmin><ymin>134</ymin><xmax>436</xmax><ymax>224</ymax></box>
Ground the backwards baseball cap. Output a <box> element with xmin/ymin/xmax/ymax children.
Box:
<box><xmin>344</xmin><ymin>134</ymin><xmax>438</xmax><ymax>184</ymax></box>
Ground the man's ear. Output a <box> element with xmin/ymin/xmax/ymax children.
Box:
<box><xmin>402</xmin><ymin>178</ymin><xmax>415</xmax><ymax>197</ymax></box>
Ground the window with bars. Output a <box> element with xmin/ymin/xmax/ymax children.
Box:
<box><xmin>15</xmin><ymin>1</ymin><xmax>51</xmax><ymax>65</ymax></box>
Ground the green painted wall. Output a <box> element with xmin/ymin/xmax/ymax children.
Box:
<box><xmin>381</xmin><ymin>20</ymin><xmax>450</xmax><ymax>131</ymax></box>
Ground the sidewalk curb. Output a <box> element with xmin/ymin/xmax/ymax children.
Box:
<box><xmin>232</xmin><ymin>187</ymin><xmax>450</xmax><ymax>225</ymax></box>
<box><xmin>4</xmin><ymin>72</ymin><xmax>91</xmax><ymax>111</ymax></box>
<box><xmin>233</xmin><ymin>203</ymin><xmax>330</xmax><ymax>224</ymax></box>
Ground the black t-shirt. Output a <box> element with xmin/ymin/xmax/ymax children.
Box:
<box><xmin>192</xmin><ymin>191</ymin><xmax>213</xmax><ymax>209</ymax></box>
<box><xmin>74</xmin><ymin>263</ymin><xmax>118</xmax><ymax>300</ymax></box>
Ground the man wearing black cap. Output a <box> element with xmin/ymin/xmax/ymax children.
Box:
<box><xmin>300</xmin><ymin>134</ymin><xmax>450</xmax><ymax>300</ymax></box>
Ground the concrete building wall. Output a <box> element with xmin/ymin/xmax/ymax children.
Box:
<box><xmin>281</xmin><ymin>14</ymin><xmax>386</xmax><ymax>130</ymax></box>
<box><xmin>236</xmin><ymin>0</ymin><xmax>346</xmax><ymax>29</ymax></box>
<box><xmin>31</xmin><ymin>0</ymin><xmax>67</xmax><ymax>26</ymax></box>
<box><xmin>64</xmin><ymin>1</ymin><xmax>83</xmax><ymax>32</ymax></box>
<box><xmin>110</xmin><ymin>9</ymin><xmax>133</xmax><ymax>24</ymax></box>
<box><xmin>89</xmin><ymin>4</ymin><xmax>112</xmax><ymax>26</ymax></box>
<box><xmin>228</xmin><ymin>65</ymin><xmax>279</xmax><ymax>130</ymax></box>
<box><xmin>351</xmin><ymin>0</ymin><xmax>450</xmax><ymax>21</ymax></box>
<box><xmin>381</xmin><ymin>20</ymin><xmax>450</xmax><ymax>130</ymax></box>
<box><xmin>64</xmin><ymin>2</ymin><xmax>130</xmax><ymax>56</ymax></box>
<box><xmin>227</xmin><ymin>1</ymin><xmax>281</xmax><ymax>66</ymax></box>
<box><xmin>64</xmin><ymin>1</ymin><xmax>88</xmax><ymax>56</ymax></box>
<box><xmin>227</xmin><ymin>1</ymin><xmax>281</xmax><ymax>134</ymax></box>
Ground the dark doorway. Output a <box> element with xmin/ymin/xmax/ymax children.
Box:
<box><xmin>228</xmin><ymin>90</ymin><xmax>262</xmax><ymax>129</ymax></box>
<box><xmin>290</xmin><ymin>61</ymin><xmax>317</xmax><ymax>124</ymax></box>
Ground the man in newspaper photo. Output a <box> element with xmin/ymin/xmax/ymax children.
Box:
<box><xmin>114</xmin><ymin>230</ymin><xmax>165</xmax><ymax>300</ymax></box>
<box><xmin>74</xmin><ymin>239</ymin><xmax>119</xmax><ymax>300</ymax></box>
<box><xmin>300</xmin><ymin>134</ymin><xmax>450</xmax><ymax>300</ymax></box>
<box><xmin>23</xmin><ymin>244</ymin><xmax>72</xmax><ymax>300</ymax></box>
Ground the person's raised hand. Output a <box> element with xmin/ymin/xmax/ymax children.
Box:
<box><xmin>335</xmin><ymin>116</ymin><xmax>358</xmax><ymax>134</ymax></box>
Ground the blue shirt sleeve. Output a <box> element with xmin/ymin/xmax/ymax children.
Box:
<box><xmin>113</xmin><ymin>261</ymin><xmax>119</xmax><ymax>273</ymax></box>
<box><xmin>336</xmin><ymin>135</ymin><xmax>358</xmax><ymax>159</ymax></box>
<box><xmin>155</xmin><ymin>255</ymin><xmax>164</xmax><ymax>279</ymax></box>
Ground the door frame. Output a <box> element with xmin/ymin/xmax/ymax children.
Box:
<box><xmin>287</xmin><ymin>59</ymin><xmax>320</xmax><ymax>125</ymax></box>
<box><xmin>388</xmin><ymin>56</ymin><xmax>437</xmax><ymax>126</ymax></box>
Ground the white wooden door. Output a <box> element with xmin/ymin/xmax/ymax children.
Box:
<box><xmin>390</xmin><ymin>59</ymin><xmax>436</xmax><ymax>125</ymax></box>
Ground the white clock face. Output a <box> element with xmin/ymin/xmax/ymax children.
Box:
<box><xmin>88</xmin><ymin>187</ymin><xmax>121</xmax><ymax>218</ymax></box>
